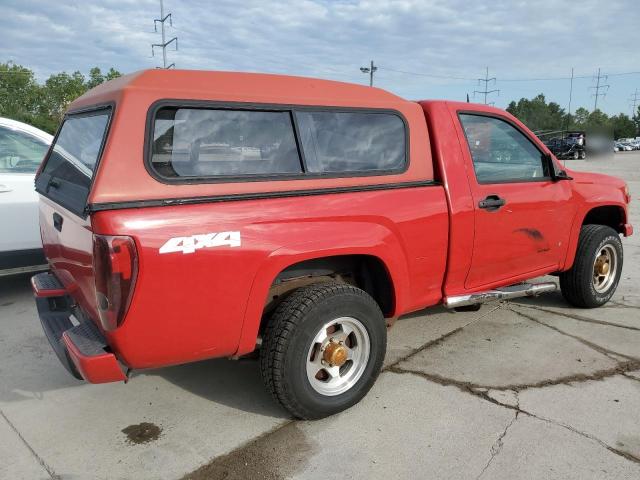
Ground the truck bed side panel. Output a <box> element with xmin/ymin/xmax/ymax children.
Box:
<box><xmin>93</xmin><ymin>185</ymin><xmax>448</xmax><ymax>368</ymax></box>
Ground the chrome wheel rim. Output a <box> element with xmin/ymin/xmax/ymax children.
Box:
<box><xmin>305</xmin><ymin>317</ymin><xmax>371</xmax><ymax>396</ymax></box>
<box><xmin>593</xmin><ymin>244</ymin><xmax>617</xmax><ymax>293</ymax></box>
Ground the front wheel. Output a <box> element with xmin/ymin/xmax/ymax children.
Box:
<box><xmin>260</xmin><ymin>282</ymin><xmax>386</xmax><ymax>419</ymax></box>
<box><xmin>560</xmin><ymin>225</ymin><xmax>623</xmax><ymax>308</ymax></box>
<box><xmin>579</xmin><ymin>150</ymin><xmax>586</xmax><ymax>159</ymax></box>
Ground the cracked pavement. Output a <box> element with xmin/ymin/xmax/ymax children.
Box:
<box><xmin>1</xmin><ymin>153</ymin><xmax>639</xmax><ymax>480</ymax></box>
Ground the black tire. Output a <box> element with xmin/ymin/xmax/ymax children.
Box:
<box><xmin>579</xmin><ymin>150</ymin><xmax>586</xmax><ymax>159</ymax></box>
<box><xmin>560</xmin><ymin>225</ymin><xmax>623</xmax><ymax>308</ymax></box>
<box><xmin>572</xmin><ymin>150</ymin><xmax>579</xmax><ymax>160</ymax></box>
<box><xmin>260</xmin><ymin>282</ymin><xmax>386</xmax><ymax>419</ymax></box>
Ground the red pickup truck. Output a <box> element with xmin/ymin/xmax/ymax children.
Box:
<box><xmin>32</xmin><ymin>70</ymin><xmax>632</xmax><ymax>419</ymax></box>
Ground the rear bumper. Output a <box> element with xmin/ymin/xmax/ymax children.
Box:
<box><xmin>32</xmin><ymin>272</ymin><xmax>127</xmax><ymax>384</ymax></box>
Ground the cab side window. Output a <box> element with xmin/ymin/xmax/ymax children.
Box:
<box><xmin>459</xmin><ymin>114</ymin><xmax>549</xmax><ymax>183</ymax></box>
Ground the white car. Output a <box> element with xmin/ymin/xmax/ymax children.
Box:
<box><xmin>0</xmin><ymin>117</ymin><xmax>52</xmax><ymax>275</ymax></box>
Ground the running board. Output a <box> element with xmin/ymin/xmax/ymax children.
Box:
<box><xmin>444</xmin><ymin>282</ymin><xmax>557</xmax><ymax>309</ymax></box>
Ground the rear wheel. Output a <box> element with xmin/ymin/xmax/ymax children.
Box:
<box><xmin>260</xmin><ymin>282</ymin><xmax>386</xmax><ymax>419</ymax></box>
<box><xmin>572</xmin><ymin>150</ymin><xmax>580</xmax><ymax>160</ymax></box>
<box><xmin>579</xmin><ymin>150</ymin><xmax>586</xmax><ymax>159</ymax></box>
<box><xmin>560</xmin><ymin>225</ymin><xmax>623</xmax><ymax>308</ymax></box>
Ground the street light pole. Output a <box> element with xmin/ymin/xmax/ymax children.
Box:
<box><xmin>360</xmin><ymin>60</ymin><xmax>377</xmax><ymax>87</ymax></box>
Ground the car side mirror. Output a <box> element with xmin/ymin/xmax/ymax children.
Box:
<box><xmin>554</xmin><ymin>169</ymin><xmax>573</xmax><ymax>181</ymax></box>
<box><xmin>544</xmin><ymin>153</ymin><xmax>573</xmax><ymax>181</ymax></box>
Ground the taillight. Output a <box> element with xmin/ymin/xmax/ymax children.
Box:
<box><xmin>93</xmin><ymin>235</ymin><xmax>138</xmax><ymax>331</ymax></box>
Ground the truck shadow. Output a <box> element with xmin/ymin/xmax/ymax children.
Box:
<box><xmin>511</xmin><ymin>291</ymin><xmax>572</xmax><ymax>309</ymax></box>
<box><xmin>143</xmin><ymin>357</ymin><xmax>291</xmax><ymax>419</ymax></box>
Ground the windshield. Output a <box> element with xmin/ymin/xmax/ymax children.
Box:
<box><xmin>36</xmin><ymin>107</ymin><xmax>111</xmax><ymax>215</ymax></box>
<box><xmin>0</xmin><ymin>125</ymin><xmax>50</xmax><ymax>174</ymax></box>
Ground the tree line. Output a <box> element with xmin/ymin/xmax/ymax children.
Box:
<box><xmin>0</xmin><ymin>61</ymin><xmax>121</xmax><ymax>134</ymax></box>
<box><xmin>507</xmin><ymin>94</ymin><xmax>639</xmax><ymax>140</ymax></box>
<box><xmin>1</xmin><ymin>61</ymin><xmax>639</xmax><ymax>140</ymax></box>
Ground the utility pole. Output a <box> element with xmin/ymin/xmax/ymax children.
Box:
<box><xmin>566</xmin><ymin>67</ymin><xmax>574</xmax><ymax>133</ymax></box>
<box><xmin>152</xmin><ymin>0</ymin><xmax>178</xmax><ymax>69</ymax></box>
<box><xmin>590</xmin><ymin>68</ymin><xmax>609</xmax><ymax>111</ymax></box>
<box><xmin>474</xmin><ymin>67</ymin><xmax>499</xmax><ymax>105</ymax></box>
<box><xmin>629</xmin><ymin>88</ymin><xmax>640</xmax><ymax>117</ymax></box>
<box><xmin>360</xmin><ymin>60</ymin><xmax>377</xmax><ymax>87</ymax></box>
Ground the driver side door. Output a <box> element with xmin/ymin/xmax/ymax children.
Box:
<box><xmin>456</xmin><ymin>112</ymin><xmax>575</xmax><ymax>290</ymax></box>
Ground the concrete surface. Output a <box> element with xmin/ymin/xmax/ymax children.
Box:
<box><xmin>1</xmin><ymin>152</ymin><xmax>639</xmax><ymax>480</ymax></box>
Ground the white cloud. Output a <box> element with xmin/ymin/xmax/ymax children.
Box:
<box><xmin>4</xmin><ymin>0</ymin><xmax>640</xmax><ymax>114</ymax></box>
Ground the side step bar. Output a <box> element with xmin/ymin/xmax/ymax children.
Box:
<box><xmin>444</xmin><ymin>282</ymin><xmax>557</xmax><ymax>309</ymax></box>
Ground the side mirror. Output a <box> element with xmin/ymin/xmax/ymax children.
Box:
<box><xmin>554</xmin><ymin>169</ymin><xmax>573</xmax><ymax>181</ymax></box>
<box><xmin>544</xmin><ymin>153</ymin><xmax>573</xmax><ymax>181</ymax></box>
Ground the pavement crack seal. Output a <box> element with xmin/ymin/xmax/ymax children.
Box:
<box><xmin>389</xmin><ymin>358</ymin><xmax>640</xmax><ymax>394</ymax></box>
<box><xmin>0</xmin><ymin>408</ymin><xmax>60</xmax><ymax>479</ymax></box>
<box><xmin>516</xmin><ymin>304</ymin><xmax>640</xmax><ymax>332</ymax></box>
<box><xmin>608</xmin><ymin>300</ymin><xmax>640</xmax><ymax>311</ymax></box>
<box><xmin>386</xmin><ymin>303</ymin><xmax>506</xmax><ymax>370</ymax></box>
<box><xmin>509</xmin><ymin>306</ymin><xmax>639</xmax><ymax>363</ymax></box>
<box><xmin>180</xmin><ymin>302</ymin><xmax>503</xmax><ymax>479</ymax></box>
<box><xmin>520</xmin><ymin>410</ymin><xmax>640</xmax><ymax>466</ymax></box>
<box><xmin>389</xmin><ymin>369</ymin><xmax>640</xmax><ymax>466</ymax></box>
<box><xmin>476</xmin><ymin>410</ymin><xmax>519</xmax><ymax>479</ymax></box>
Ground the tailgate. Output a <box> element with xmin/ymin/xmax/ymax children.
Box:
<box><xmin>35</xmin><ymin>106</ymin><xmax>113</xmax><ymax>322</ymax></box>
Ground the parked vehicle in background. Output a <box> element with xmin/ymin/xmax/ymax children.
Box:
<box><xmin>615</xmin><ymin>142</ymin><xmax>633</xmax><ymax>152</ymax></box>
<box><xmin>0</xmin><ymin>117</ymin><xmax>51</xmax><ymax>275</ymax></box>
<box><xmin>30</xmin><ymin>70</ymin><xmax>633</xmax><ymax>419</ymax></box>
<box><xmin>544</xmin><ymin>137</ymin><xmax>584</xmax><ymax>160</ymax></box>
<box><xmin>565</xmin><ymin>131</ymin><xmax>587</xmax><ymax>159</ymax></box>
<box><xmin>539</xmin><ymin>131</ymin><xmax>586</xmax><ymax>160</ymax></box>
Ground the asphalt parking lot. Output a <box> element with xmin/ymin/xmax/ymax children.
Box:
<box><xmin>1</xmin><ymin>152</ymin><xmax>639</xmax><ymax>480</ymax></box>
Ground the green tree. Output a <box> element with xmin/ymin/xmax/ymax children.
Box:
<box><xmin>40</xmin><ymin>71</ymin><xmax>88</xmax><ymax>125</ymax></box>
<box><xmin>0</xmin><ymin>61</ymin><xmax>122</xmax><ymax>133</ymax></box>
<box><xmin>86</xmin><ymin>67</ymin><xmax>122</xmax><ymax>89</ymax></box>
<box><xmin>0</xmin><ymin>61</ymin><xmax>40</xmax><ymax>126</ymax></box>
<box><xmin>571</xmin><ymin>107</ymin><xmax>589</xmax><ymax>128</ymax></box>
<box><xmin>506</xmin><ymin>94</ymin><xmax>566</xmax><ymax>133</ymax></box>
<box><xmin>610</xmin><ymin>113</ymin><xmax>636</xmax><ymax>139</ymax></box>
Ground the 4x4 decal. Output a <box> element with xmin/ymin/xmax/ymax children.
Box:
<box><xmin>159</xmin><ymin>231</ymin><xmax>241</xmax><ymax>254</ymax></box>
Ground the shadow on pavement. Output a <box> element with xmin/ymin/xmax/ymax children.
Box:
<box><xmin>511</xmin><ymin>290</ymin><xmax>571</xmax><ymax>309</ymax></box>
<box><xmin>141</xmin><ymin>357</ymin><xmax>290</xmax><ymax>419</ymax></box>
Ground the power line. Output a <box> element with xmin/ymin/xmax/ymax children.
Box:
<box><xmin>151</xmin><ymin>0</ymin><xmax>178</xmax><ymax>69</ymax></box>
<box><xmin>589</xmin><ymin>68</ymin><xmax>610</xmax><ymax>110</ymax></box>
<box><xmin>377</xmin><ymin>66</ymin><xmax>640</xmax><ymax>82</ymax></box>
<box><xmin>474</xmin><ymin>67</ymin><xmax>499</xmax><ymax>105</ymax></box>
<box><xmin>378</xmin><ymin>67</ymin><xmax>472</xmax><ymax>81</ymax></box>
<box><xmin>359</xmin><ymin>60</ymin><xmax>377</xmax><ymax>87</ymax></box>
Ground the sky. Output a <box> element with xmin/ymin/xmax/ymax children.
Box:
<box><xmin>4</xmin><ymin>0</ymin><xmax>640</xmax><ymax>116</ymax></box>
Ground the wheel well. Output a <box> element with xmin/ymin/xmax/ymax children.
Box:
<box><xmin>582</xmin><ymin>206</ymin><xmax>625</xmax><ymax>233</ymax></box>
<box><xmin>264</xmin><ymin>255</ymin><xmax>395</xmax><ymax>321</ymax></box>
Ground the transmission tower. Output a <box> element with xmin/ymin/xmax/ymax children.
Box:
<box><xmin>474</xmin><ymin>67</ymin><xmax>499</xmax><ymax>105</ymax></box>
<box><xmin>152</xmin><ymin>0</ymin><xmax>178</xmax><ymax>69</ymax></box>
<box><xmin>589</xmin><ymin>68</ymin><xmax>609</xmax><ymax>110</ymax></box>
<box><xmin>629</xmin><ymin>88</ymin><xmax>640</xmax><ymax>117</ymax></box>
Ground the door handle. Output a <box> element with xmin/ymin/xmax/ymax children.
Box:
<box><xmin>53</xmin><ymin>212</ymin><xmax>63</xmax><ymax>232</ymax></box>
<box><xmin>478</xmin><ymin>195</ymin><xmax>506</xmax><ymax>211</ymax></box>
<box><xmin>0</xmin><ymin>184</ymin><xmax>12</xmax><ymax>193</ymax></box>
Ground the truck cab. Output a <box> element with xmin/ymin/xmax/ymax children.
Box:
<box><xmin>30</xmin><ymin>70</ymin><xmax>632</xmax><ymax>419</ymax></box>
